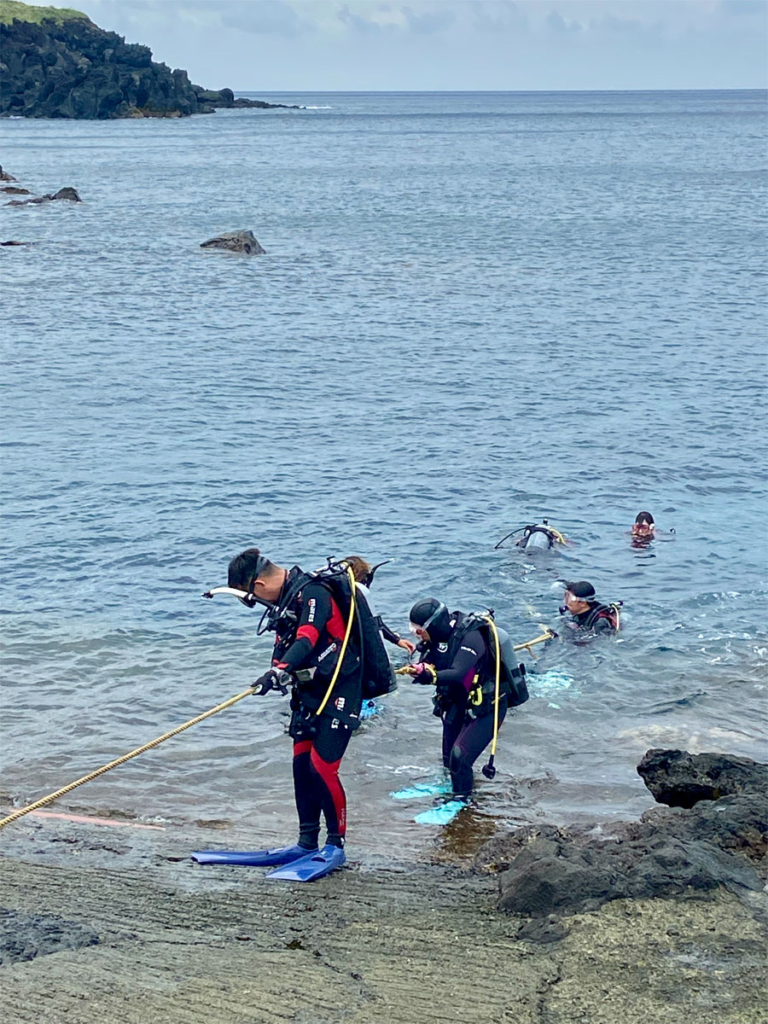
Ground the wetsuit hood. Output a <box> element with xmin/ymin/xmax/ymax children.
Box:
<box><xmin>409</xmin><ymin>598</ymin><xmax>453</xmax><ymax>643</ymax></box>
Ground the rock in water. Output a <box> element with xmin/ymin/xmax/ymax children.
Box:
<box><xmin>1</xmin><ymin>186</ymin><xmax>31</xmax><ymax>194</ymax></box>
<box><xmin>638</xmin><ymin>748</ymin><xmax>768</xmax><ymax>808</ymax></box>
<box><xmin>6</xmin><ymin>186</ymin><xmax>81</xmax><ymax>206</ymax></box>
<box><xmin>0</xmin><ymin>166</ymin><xmax>19</xmax><ymax>182</ymax></box>
<box><xmin>200</xmin><ymin>231</ymin><xmax>265</xmax><ymax>255</ymax></box>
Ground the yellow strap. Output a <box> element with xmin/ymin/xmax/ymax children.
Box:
<box><xmin>0</xmin><ymin>688</ymin><xmax>255</xmax><ymax>832</ymax></box>
<box><xmin>314</xmin><ymin>566</ymin><xmax>357</xmax><ymax>718</ymax></box>
<box><xmin>482</xmin><ymin>615</ymin><xmax>502</xmax><ymax>759</ymax></box>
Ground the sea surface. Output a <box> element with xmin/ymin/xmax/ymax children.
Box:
<box><xmin>1</xmin><ymin>91</ymin><xmax>766</xmax><ymax>857</ymax></box>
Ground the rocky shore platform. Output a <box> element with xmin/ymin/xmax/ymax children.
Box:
<box><xmin>1</xmin><ymin>750</ymin><xmax>765</xmax><ymax>1024</ymax></box>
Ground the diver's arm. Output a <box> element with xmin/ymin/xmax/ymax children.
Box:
<box><xmin>592</xmin><ymin>615</ymin><xmax>614</xmax><ymax>634</ymax></box>
<box><xmin>379</xmin><ymin>619</ymin><xmax>402</xmax><ymax>645</ymax></box>
<box><xmin>433</xmin><ymin>630</ymin><xmax>486</xmax><ymax>701</ymax></box>
<box><xmin>274</xmin><ymin>583</ymin><xmax>335</xmax><ymax>671</ymax></box>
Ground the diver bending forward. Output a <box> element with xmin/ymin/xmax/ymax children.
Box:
<box><xmin>409</xmin><ymin>598</ymin><xmax>507</xmax><ymax>798</ymax></box>
<box><xmin>227</xmin><ymin>548</ymin><xmax>365</xmax><ymax>880</ymax></box>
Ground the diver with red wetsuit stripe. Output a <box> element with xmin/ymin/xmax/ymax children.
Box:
<box><xmin>225</xmin><ymin>548</ymin><xmax>365</xmax><ymax>881</ymax></box>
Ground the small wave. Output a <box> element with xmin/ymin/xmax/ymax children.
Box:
<box><xmin>303</xmin><ymin>105</ymin><xmax>332</xmax><ymax>110</ymax></box>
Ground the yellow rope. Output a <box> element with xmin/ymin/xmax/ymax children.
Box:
<box><xmin>0</xmin><ymin>688</ymin><xmax>254</xmax><ymax>832</ymax></box>
<box><xmin>314</xmin><ymin>566</ymin><xmax>357</xmax><ymax>718</ymax></box>
<box><xmin>513</xmin><ymin>628</ymin><xmax>556</xmax><ymax>654</ymax></box>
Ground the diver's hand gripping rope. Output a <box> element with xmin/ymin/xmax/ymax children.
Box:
<box><xmin>0</xmin><ymin>687</ymin><xmax>256</xmax><ymax>832</ymax></box>
<box><xmin>394</xmin><ymin>628</ymin><xmax>555</xmax><ymax>676</ymax></box>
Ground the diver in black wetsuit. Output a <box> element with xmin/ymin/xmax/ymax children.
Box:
<box><xmin>226</xmin><ymin>548</ymin><xmax>365</xmax><ymax>878</ymax></box>
<box><xmin>560</xmin><ymin>581</ymin><xmax>619</xmax><ymax>634</ymax></box>
<box><xmin>407</xmin><ymin>598</ymin><xmax>507</xmax><ymax>797</ymax></box>
<box><xmin>343</xmin><ymin>555</ymin><xmax>415</xmax><ymax>654</ymax></box>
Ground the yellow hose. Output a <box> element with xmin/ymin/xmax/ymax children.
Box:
<box><xmin>483</xmin><ymin>615</ymin><xmax>502</xmax><ymax>760</ymax></box>
<box><xmin>0</xmin><ymin>688</ymin><xmax>255</xmax><ymax>832</ymax></box>
<box><xmin>314</xmin><ymin>566</ymin><xmax>357</xmax><ymax>717</ymax></box>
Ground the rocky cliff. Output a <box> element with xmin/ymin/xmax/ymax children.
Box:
<box><xmin>0</xmin><ymin>2</ymin><xmax>296</xmax><ymax>118</ymax></box>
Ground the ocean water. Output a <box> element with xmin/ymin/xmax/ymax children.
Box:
<box><xmin>1</xmin><ymin>91</ymin><xmax>766</xmax><ymax>855</ymax></box>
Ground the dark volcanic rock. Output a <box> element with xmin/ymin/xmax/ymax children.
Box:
<box><xmin>0</xmin><ymin>907</ymin><xmax>99</xmax><ymax>965</ymax></box>
<box><xmin>200</xmin><ymin>230</ymin><xmax>265</xmax><ymax>255</ymax></box>
<box><xmin>1</xmin><ymin>239</ymin><xmax>30</xmax><ymax>245</ymax></box>
<box><xmin>193</xmin><ymin>87</ymin><xmax>300</xmax><ymax>111</ymax></box>
<box><xmin>638</xmin><ymin>748</ymin><xmax>768</xmax><ymax>808</ymax></box>
<box><xmin>483</xmin><ymin>749</ymin><xmax>768</xmax><ymax>937</ymax></box>
<box><xmin>6</xmin><ymin>186</ymin><xmax>81</xmax><ymax>205</ymax></box>
<box><xmin>0</xmin><ymin>165</ymin><xmax>18</xmax><ymax>181</ymax></box>
<box><xmin>1</xmin><ymin>185</ymin><xmax>30</xmax><ymax>194</ymax></box>
<box><xmin>0</xmin><ymin>15</ymin><xmax>301</xmax><ymax>119</ymax></box>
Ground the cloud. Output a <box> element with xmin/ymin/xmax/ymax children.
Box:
<box><xmin>470</xmin><ymin>0</ymin><xmax>528</xmax><ymax>34</ymax></box>
<box><xmin>718</xmin><ymin>0</ymin><xmax>767</xmax><ymax>15</ymax></box>
<box><xmin>546</xmin><ymin>9</ymin><xmax>582</xmax><ymax>33</ymax></box>
<box><xmin>403</xmin><ymin>5</ymin><xmax>455</xmax><ymax>34</ymax></box>
<box><xmin>218</xmin><ymin>0</ymin><xmax>311</xmax><ymax>37</ymax></box>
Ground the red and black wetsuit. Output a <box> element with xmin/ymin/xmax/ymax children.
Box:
<box><xmin>422</xmin><ymin>615</ymin><xmax>507</xmax><ymax>798</ymax></box>
<box><xmin>272</xmin><ymin>576</ymin><xmax>363</xmax><ymax>850</ymax></box>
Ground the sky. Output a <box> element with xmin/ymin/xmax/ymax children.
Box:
<box><xmin>52</xmin><ymin>0</ymin><xmax>768</xmax><ymax>91</ymax></box>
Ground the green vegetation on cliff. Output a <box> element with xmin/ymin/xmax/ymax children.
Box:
<box><xmin>0</xmin><ymin>1</ymin><xmax>90</xmax><ymax>26</ymax></box>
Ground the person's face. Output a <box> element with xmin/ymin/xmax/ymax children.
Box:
<box><xmin>410</xmin><ymin>623</ymin><xmax>431</xmax><ymax>643</ymax></box>
<box><xmin>564</xmin><ymin>590</ymin><xmax>589</xmax><ymax>614</ymax></box>
<box><xmin>633</xmin><ymin>522</ymin><xmax>654</xmax><ymax>537</ymax></box>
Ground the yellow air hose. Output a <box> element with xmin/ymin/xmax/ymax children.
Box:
<box><xmin>0</xmin><ymin>687</ymin><xmax>255</xmax><ymax>832</ymax></box>
<box><xmin>483</xmin><ymin>614</ymin><xmax>502</xmax><ymax>773</ymax></box>
<box><xmin>314</xmin><ymin>565</ymin><xmax>357</xmax><ymax>718</ymax></box>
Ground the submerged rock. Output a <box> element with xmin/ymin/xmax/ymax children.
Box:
<box><xmin>1</xmin><ymin>186</ymin><xmax>31</xmax><ymax>194</ymax></box>
<box><xmin>480</xmin><ymin>749</ymin><xmax>768</xmax><ymax>938</ymax></box>
<box><xmin>0</xmin><ymin>165</ymin><xmax>18</xmax><ymax>181</ymax></box>
<box><xmin>6</xmin><ymin>186</ymin><xmax>81</xmax><ymax>205</ymax></box>
<box><xmin>200</xmin><ymin>230</ymin><xmax>265</xmax><ymax>255</ymax></box>
<box><xmin>0</xmin><ymin>240</ymin><xmax>30</xmax><ymax>245</ymax></box>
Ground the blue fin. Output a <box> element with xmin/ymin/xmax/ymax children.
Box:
<box><xmin>390</xmin><ymin>780</ymin><xmax>453</xmax><ymax>801</ymax></box>
<box><xmin>191</xmin><ymin>843</ymin><xmax>316</xmax><ymax>867</ymax></box>
<box><xmin>414</xmin><ymin>800</ymin><xmax>467</xmax><ymax>826</ymax></box>
<box><xmin>360</xmin><ymin>699</ymin><xmax>381</xmax><ymax>720</ymax></box>
<box><xmin>264</xmin><ymin>843</ymin><xmax>346</xmax><ymax>882</ymax></box>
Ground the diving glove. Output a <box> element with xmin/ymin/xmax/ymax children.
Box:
<box><xmin>410</xmin><ymin>663</ymin><xmax>437</xmax><ymax>685</ymax></box>
<box><xmin>251</xmin><ymin>668</ymin><xmax>292</xmax><ymax>696</ymax></box>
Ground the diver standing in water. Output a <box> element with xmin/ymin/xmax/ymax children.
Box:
<box><xmin>560</xmin><ymin>581</ymin><xmax>621</xmax><ymax>634</ymax></box>
<box><xmin>220</xmin><ymin>547</ymin><xmax>378</xmax><ymax>881</ymax></box>
<box><xmin>405</xmin><ymin>598</ymin><xmax>521</xmax><ymax>798</ymax></box>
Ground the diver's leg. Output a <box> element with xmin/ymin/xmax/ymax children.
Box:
<box><xmin>447</xmin><ymin>704</ymin><xmax>508</xmax><ymax>797</ymax></box>
<box><xmin>309</xmin><ymin>716</ymin><xmax>353</xmax><ymax>848</ymax></box>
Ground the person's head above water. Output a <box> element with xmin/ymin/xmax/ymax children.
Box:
<box><xmin>228</xmin><ymin>547</ymin><xmax>287</xmax><ymax>605</ymax></box>
<box><xmin>562</xmin><ymin>581</ymin><xmax>597</xmax><ymax>615</ymax></box>
<box><xmin>632</xmin><ymin>511</ymin><xmax>655</xmax><ymax>537</ymax></box>
<box><xmin>408</xmin><ymin>597</ymin><xmax>452</xmax><ymax>643</ymax></box>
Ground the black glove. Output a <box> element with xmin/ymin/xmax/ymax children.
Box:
<box><xmin>251</xmin><ymin>668</ymin><xmax>292</xmax><ymax>696</ymax></box>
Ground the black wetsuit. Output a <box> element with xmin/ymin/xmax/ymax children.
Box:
<box><xmin>421</xmin><ymin>615</ymin><xmax>507</xmax><ymax>798</ymax></box>
<box><xmin>568</xmin><ymin>602</ymin><xmax>617</xmax><ymax>634</ymax></box>
<box><xmin>272</xmin><ymin>576</ymin><xmax>363</xmax><ymax>850</ymax></box>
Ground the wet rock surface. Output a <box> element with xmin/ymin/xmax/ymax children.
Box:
<box><xmin>200</xmin><ymin>230</ymin><xmax>265</xmax><ymax>254</ymax></box>
<box><xmin>0</xmin><ymin>165</ymin><xmax>18</xmax><ymax>181</ymax></box>
<box><xmin>1</xmin><ymin>185</ymin><xmax>30</xmax><ymax>194</ymax></box>
<box><xmin>638</xmin><ymin>748</ymin><xmax>768</xmax><ymax>808</ymax></box>
<box><xmin>0</xmin><ymin>907</ymin><xmax>99</xmax><ymax>964</ymax></box>
<box><xmin>479</xmin><ymin>750</ymin><xmax>768</xmax><ymax>930</ymax></box>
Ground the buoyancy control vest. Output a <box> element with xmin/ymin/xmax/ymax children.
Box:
<box><xmin>266</xmin><ymin>564</ymin><xmax>396</xmax><ymax>703</ymax></box>
<box><xmin>580</xmin><ymin>601</ymin><xmax>622</xmax><ymax>632</ymax></box>
<box><xmin>445</xmin><ymin>613</ymin><xmax>529</xmax><ymax>715</ymax></box>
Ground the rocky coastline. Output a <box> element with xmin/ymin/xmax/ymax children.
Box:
<box><xmin>0</xmin><ymin>748</ymin><xmax>765</xmax><ymax>1023</ymax></box>
<box><xmin>0</xmin><ymin>3</ymin><xmax>300</xmax><ymax>119</ymax></box>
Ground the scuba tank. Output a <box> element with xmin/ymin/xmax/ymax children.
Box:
<box><xmin>495</xmin><ymin>518</ymin><xmax>567</xmax><ymax>550</ymax></box>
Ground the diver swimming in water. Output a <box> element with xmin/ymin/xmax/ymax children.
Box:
<box><xmin>495</xmin><ymin>519</ymin><xmax>569</xmax><ymax>551</ymax></box>
<box><xmin>560</xmin><ymin>581</ymin><xmax>621</xmax><ymax>635</ymax></box>
<box><xmin>630</xmin><ymin>511</ymin><xmax>674</xmax><ymax>548</ymax></box>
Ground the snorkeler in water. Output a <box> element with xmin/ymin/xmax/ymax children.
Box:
<box><xmin>630</xmin><ymin>511</ymin><xmax>674</xmax><ymax>548</ymax></box>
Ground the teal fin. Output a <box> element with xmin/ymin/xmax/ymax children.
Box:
<box><xmin>414</xmin><ymin>800</ymin><xmax>467</xmax><ymax>826</ymax></box>
<box><xmin>390</xmin><ymin>780</ymin><xmax>453</xmax><ymax>801</ymax></box>
<box><xmin>264</xmin><ymin>843</ymin><xmax>346</xmax><ymax>882</ymax></box>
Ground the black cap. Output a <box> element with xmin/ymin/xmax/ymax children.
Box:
<box><xmin>564</xmin><ymin>581</ymin><xmax>596</xmax><ymax>600</ymax></box>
